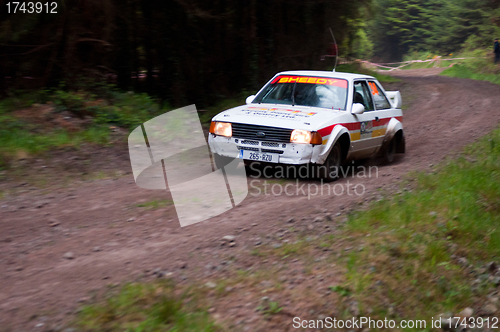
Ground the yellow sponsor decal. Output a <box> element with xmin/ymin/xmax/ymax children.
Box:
<box><xmin>322</xmin><ymin>130</ymin><xmax>362</xmax><ymax>145</ymax></box>
<box><xmin>350</xmin><ymin>132</ymin><xmax>361</xmax><ymax>141</ymax></box>
<box><xmin>371</xmin><ymin>128</ymin><xmax>387</xmax><ymax>137</ymax></box>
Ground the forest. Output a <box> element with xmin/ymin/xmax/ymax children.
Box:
<box><xmin>2</xmin><ymin>0</ymin><xmax>500</xmax><ymax>107</ymax></box>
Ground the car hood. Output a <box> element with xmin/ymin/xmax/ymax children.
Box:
<box><xmin>212</xmin><ymin>104</ymin><xmax>345</xmax><ymax>130</ymax></box>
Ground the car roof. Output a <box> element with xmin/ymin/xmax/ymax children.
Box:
<box><xmin>276</xmin><ymin>70</ymin><xmax>375</xmax><ymax>81</ymax></box>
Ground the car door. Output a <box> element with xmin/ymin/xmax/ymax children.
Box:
<box><xmin>367</xmin><ymin>80</ymin><xmax>394</xmax><ymax>151</ymax></box>
<box><xmin>350</xmin><ymin>80</ymin><xmax>378</xmax><ymax>157</ymax></box>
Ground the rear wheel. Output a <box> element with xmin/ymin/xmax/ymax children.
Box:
<box><xmin>319</xmin><ymin>142</ymin><xmax>343</xmax><ymax>182</ymax></box>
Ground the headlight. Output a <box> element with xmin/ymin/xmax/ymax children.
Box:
<box><xmin>291</xmin><ymin>129</ymin><xmax>311</xmax><ymax>144</ymax></box>
<box><xmin>290</xmin><ymin>129</ymin><xmax>322</xmax><ymax>145</ymax></box>
<box><xmin>209</xmin><ymin>121</ymin><xmax>232</xmax><ymax>137</ymax></box>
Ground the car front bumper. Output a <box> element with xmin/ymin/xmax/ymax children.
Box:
<box><xmin>208</xmin><ymin>134</ymin><xmax>317</xmax><ymax>164</ymax></box>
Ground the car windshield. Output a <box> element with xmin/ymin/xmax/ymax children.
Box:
<box><xmin>253</xmin><ymin>75</ymin><xmax>348</xmax><ymax>110</ymax></box>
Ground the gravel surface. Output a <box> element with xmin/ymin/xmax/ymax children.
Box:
<box><xmin>1</xmin><ymin>69</ymin><xmax>500</xmax><ymax>331</ymax></box>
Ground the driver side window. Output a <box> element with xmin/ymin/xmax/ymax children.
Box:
<box><xmin>353</xmin><ymin>81</ymin><xmax>374</xmax><ymax>111</ymax></box>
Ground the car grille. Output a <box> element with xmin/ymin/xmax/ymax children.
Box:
<box><xmin>261</xmin><ymin>142</ymin><xmax>279</xmax><ymax>147</ymax></box>
<box><xmin>240</xmin><ymin>140</ymin><xmax>259</xmax><ymax>145</ymax></box>
<box><xmin>232</xmin><ymin>123</ymin><xmax>292</xmax><ymax>142</ymax></box>
<box><xmin>261</xmin><ymin>148</ymin><xmax>284</xmax><ymax>154</ymax></box>
<box><xmin>237</xmin><ymin>146</ymin><xmax>259</xmax><ymax>152</ymax></box>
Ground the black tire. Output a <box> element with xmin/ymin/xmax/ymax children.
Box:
<box><xmin>396</xmin><ymin>134</ymin><xmax>406</xmax><ymax>154</ymax></box>
<box><xmin>383</xmin><ymin>138</ymin><xmax>396</xmax><ymax>164</ymax></box>
<box><xmin>318</xmin><ymin>142</ymin><xmax>343</xmax><ymax>182</ymax></box>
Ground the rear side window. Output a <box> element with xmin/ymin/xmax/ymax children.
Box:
<box><xmin>368</xmin><ymin>81</ymin><xmax>391</xmax><ymax>110</ymax></box>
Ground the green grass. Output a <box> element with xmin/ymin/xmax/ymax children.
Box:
<box><xmin>441</xmin><ymin>63</ymin><xmax>500</xmax><ymax>85</ymax></box>
<box><xmin>0</xmin><ymin>90</ymin><xmax>51</xmax><ymax>112</ymax></box>
<box><xmin>402</xmin><ymin>51</ymin><xmax>442</xmax><ymax>62</ymax></box>
<box><xmin>0</xmin><ymin>120</ymin><xmax>109</xmax><ymax>154</ymax></box>
<box><xmin>51</xmin><ymin>88</ymin><xmax>166</xmax><ymax>130</ymax></box>
<box><xmin>336</xmin><ymin>125</ymin><xmax>500</xmax><ymax>323</ymax></box>
<box><xmin>135</xmin><ymin>199</ymin><xmax>173</xmax><ymax>209</ymax></box>
<box><xmin>440</xmin><ymin>48</ymin><xmax>500</xmax><ymax>84</ymax></box>
<box><xmin>0</xmin><ymin>85</ymin><xmax>168</xmax><ymax>127</ymax></box>
<box><xmin>76</xmin><ymin>282</ymin><xmax>219</xmax><ymax>332</ymax></box>
<box><xmin>273</xmin><ymin>239</ymin><xmax>310</xmax><ymax>258</ymax></box>
<box><xmin>0</xmin><ymin>113</ymin><xmax>110</xmax><ymax>168</ymax></box>
<box><xmin>256</xmin><ymin>300</ymin><xmax>283</xmax><ymax>316</ymax></box>
<box><xmin>0</xmin><ymin>86</ymin><xmax>168</xmax><ymax>167</ymax></box>
<box><xmin>400</xmin><ymin>60</ymin><xmax>450</xmax><ymax>70</ymax></box>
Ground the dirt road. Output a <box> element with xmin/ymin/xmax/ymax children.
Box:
<box><xmin>1</xmin><ymin>70</ymin><xmax>499</xmax><ymax>331</ymax></box>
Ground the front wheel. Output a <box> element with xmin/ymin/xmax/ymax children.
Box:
<box><xmin>383</xmin><ymin>138</ymin><xmax>396</xmax><ymax>164</ymax></box>
<box><xmin>318</xmin><ymin>142</ymin><xmax>343</xmax><ymax>182</ymax></box>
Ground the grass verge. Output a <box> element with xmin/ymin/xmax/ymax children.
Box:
<box><xmin>0</xmin><ymin>116</ymin><xmax>109</xmax><ymax>154</ymax></box>
<box><xmin>77</xmin><ymin>282</ymin><xmax>220</xmax><ymax>332</ymax></box>
<box><xmin>441</xmin><ymin>63</ymin><xmax>500</xmax><ymax>85</ymax></box>
<box><xmin>0</xmin><ymin>86</ymin><xmax>166</xmax><ymax>168</ymax></box>
<box><xmin>336</xmin><ymin>126</ymin><xmax>500</xmax><ymax>322</ymax></box>
<box><xmin>0</xmin><ymin>112</ymin><xmax>110</xmax><ymax>169</ymax></box>
<box><xmin>440</xmin><ymin>48</ymin><xmax>500</xmax><ymax>84</ymax></box>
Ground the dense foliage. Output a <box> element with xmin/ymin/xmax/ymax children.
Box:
<box><xmin>3</xmin><ymin>0</ymin><xmax>500</xmax><ymax>99</ymax></box>
<box><xmin>1</xmin><ymin>0</ymin><xmax>370</xmax><ymax>107</ymax></box>
<box><xmin>369</xmin><ymin>0</ymin><xmax>500</xmax><ymax>61</ymax></box>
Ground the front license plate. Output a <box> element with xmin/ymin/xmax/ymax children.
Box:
<box><xmin>238</xmin><ymin>150</ymin><xmax>278</xmax><ymax>163</ymax></box>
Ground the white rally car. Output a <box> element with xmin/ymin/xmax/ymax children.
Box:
<box><xmin>208</xmin><ymin>70</ymin><xmax>404</xmax><ymax>180</ymax></box>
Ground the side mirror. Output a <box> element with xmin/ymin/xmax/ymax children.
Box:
<box><xmin>351</xmin><ymin>103</ymin><xmax>365</xmax><ymax>114</ymax></box>
<box><xmin>246</xmin><ymin>95</ymin><xmax>256</xmax><ymax>104</ymax></box>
